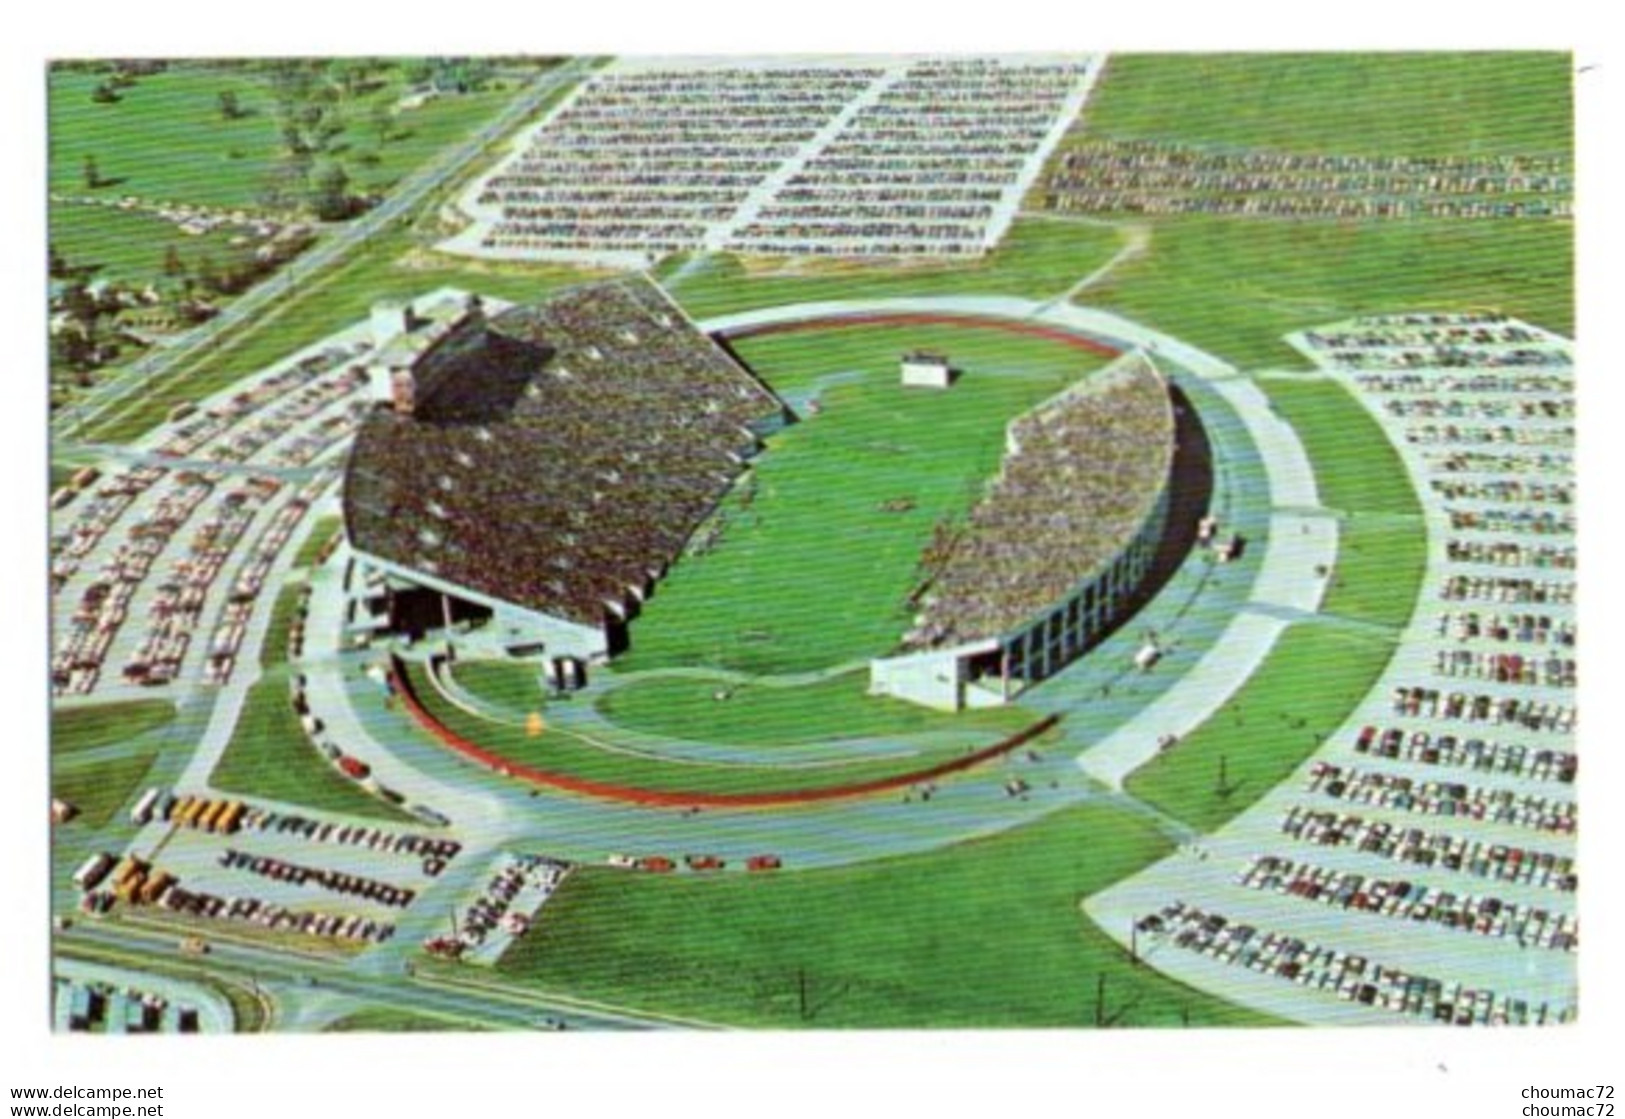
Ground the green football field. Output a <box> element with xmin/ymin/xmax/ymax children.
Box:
<box><xmin>620</xmin><ymin>321</ymin><xmax>1112</xmax><ymax>676</ymax></box>
<box><xmin>47</xmin><ymin>51</ymin><xmax>1574</xmax><ymax>1032</ymax></box>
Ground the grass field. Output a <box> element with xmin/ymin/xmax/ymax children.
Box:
<box><xmin>1260</xmin><ymin>379</ymin><xmax>1420</xmax><ymax>516</ymax></box>
<box><xmin>51</xmin><ymin>699</ymin><xmax>176</xmax><ymax>757</ymax></box>
<box><xmin>48</xmin><ymin>204</ymin><xmax>260</xmax><ymax>287</ymax></box>
<box><xmin>1084</xmin><ymin>215</ymin><xmax>1573</xmax><ymax>372</ymax></box>
<box><xmin>321</xmin><ymin>1008</ymin><xmax>488</xmax><ymax>1032</ymax></box>
<box><xmin>598</xmin><ymin>672</ymin><xmax>1030</xmax><ymax>747</ymax></box>
<box><xmin>211</xmin><ymin>673</ymin><xmax>413</xmax><ymax>822</ymax></box>
<box><xmin>1322</xmin><ymin>518</ymin><xmax>1430</xmax><ymax>632</ymax></box>
<box><xmin>1081</xmin><ymin>53</ymin><xmax>1573</xmax><ymax>158</ymax></box>
<box><xmin>620</xmin><ymin>322</ymin><xmax>1108</xmax><ymax>675</ymax></box>
<box><xmin>52</xmin><ymin>751</ymin><xmax>158</xmax><ymax>829</ymax></box>
<box><xmin>496</xmin><ymin>799</ymin><xmax>1280</xmax><ymax>1028</ymax></box>
<box><xmin>259</xmin><ymin>584</ymin><xmax>308</xmax><ymax>669</ymax></box>
<box><xmin>291</xmin><ymin>515</ymin><xmax>342</xmax><ymax>569</ymax></box>
<box><xmin>48</xmin><ymin>63</ymin><xmax>515</xmax><ymax>213</ymax></box>
<box><xmin>1126</xmin><ymin>624</ymin><xmax>1397</xmax><ymax>833</ymax></box>
<box><xmin>404</xmin><ymin>662</ymin><xmax>1046</xmax><ymax>798</ymax></box>
<box><xmin>446</xmin><ymin>659</ymin><xmax>546</xmax><ymax>714</ymax></box>
<box><xmin>664</xmin><ymin>217</ymin><xmax>1121</xmax><ymax>320</ymax></box>
<box><xmin>1259</xmin><ymin>377</ymin><xmax>1428</xmax><ymax>630</ymax></box>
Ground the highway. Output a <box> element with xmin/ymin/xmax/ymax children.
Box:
<box><xmin>57</xmin><ymin>920</ymin><xmax>710</xmax><ymax>1032</ymax></box>
<box><xmin>52</xmin><ymin>57</ymin><xmax>598</xmax><ymax>443</ymax></box>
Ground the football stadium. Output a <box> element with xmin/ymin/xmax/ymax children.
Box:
<box><xmin>46</xmin><ymin>51</ymin><xmax>1576</xmax><ymax>1034</ymax></box>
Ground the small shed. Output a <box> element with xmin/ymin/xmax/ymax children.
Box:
<box><xmin>900</xmin><ymin>351</ymin><xmax>954</xmax><ymax>389</ymax></box>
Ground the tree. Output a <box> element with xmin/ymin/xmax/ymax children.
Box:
<box><xmin>162</xmin><ymin>244</ymin><xmax>186</xmax><ymax>279</ymax></box>
<box><xmin>308</xmin><ymin>162</ymin><xmax>352</xmax><ymax>221</ymax></box>
<box><xmin>48</xmin><ymin>245</ymin><xmax>70</xmax><ymax>279</ymax></box>
<box><xmin>82</xmin><ymin>154</ymin><xmax>101</xmax><ymax>190</ymax></box>
<box><xmin>218</xmin><ymin>89</ymin><xmax>242</xmax><ymax>120</ymax></box>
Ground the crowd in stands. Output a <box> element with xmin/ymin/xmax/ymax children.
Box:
<box><xmin>344</xmin><ymin>277</ymin><xmax>784</xmax><ymax>629</ymax></box>
<box><xmin>1041</xmin><ymin>140</ymin><xmax>1572</xmax><ymax>221</ymax></box>
<box><xmin>463</xmin><ymin>58</ymin><xmax>1090</xmax><ymax>260</ymax></box>
<box><xmin>1239</xmin><ymin>854</ymin><xmax>1576</xmax><ymax>952</ymax></box>
<box><xmin>1306</xmin><ymin>762</ymin><xmax>1576</xmax><ymax>834</ymax></box>
<box><xmin>1134</xmin><ymin>901</ymin><xmax>1570</xmax><ymax>1024</ymax></box>
<box><xmin>905</xmin><ymin>355</ymin><xmax>1171</xmax><ymax>648</ymax></box>
<box><xmin>1354</xmin><ymin>723</ymin><xmax>1577</xmax><ymax>784</ymax></box>
<box><xmin>1280</xmin><ymin>807</ymin><xmax>1577</xmax><ymax>894</ymax></box>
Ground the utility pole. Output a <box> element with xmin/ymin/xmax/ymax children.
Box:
<box><xmin>798</xmin><ymin>967</ymin><xmax>809</xmax><ymax>1022</ymax></box>
<box><xmin>1094</xmin><ymin>973</ymin><xmax>1105</xmax><ymax>1028</ymax></box>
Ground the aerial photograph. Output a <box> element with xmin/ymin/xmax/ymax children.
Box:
<box><xmin>44</xmin><ymin>49</ymin><xmax>1577</xmax><ymax>1037</ymax></box>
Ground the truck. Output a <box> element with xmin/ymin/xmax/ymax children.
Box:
<box><xmin>130</xmin><ymin>787</ymin><xmax>163</xmax><ymax>826</ymax></box>
<box><xmin>72</xmin><ymin>852</ymin><xmax>115</xmax><ymax>892</ymax></box>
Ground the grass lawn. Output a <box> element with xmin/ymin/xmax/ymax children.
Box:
<box><xmin>446</xmin><ymin>659</ymin><xmax>546</xmax><ymax>714</ymax></box>
<box><xmin>496</xmin><ymin>799</ymin><xmax>1280</xmax><ymax>1028</ymax></box>
<box><xmin>1258</xmin><ymin>377</ymin><xmax>1428</xmax><ymax>631</ymax></box>
<box><xmin>1126</xmin><ymin>624</ymin><xmax>1397</xmax><ymax>833</ymax></box>
<box><xmin>598</xmin><ymin>672</ymin><xmax>1029</xmax><ymax>747</ymax></box>
<box><xmin>621</xmin><ymin>322</ymin><xmax>1108</xmax><ymax>675</ymax></box>
<box><xmin>259</xmin><ymin>584</ymin><xmax>309</xmax><ymax>669</ymax></box>
<box><xmin>322</xmin><ymin>1007</ymin><xmax>488</xmax><ymax>1032</ymax></box>
<box><xmin>664</xmin><ymin>217</ymin><xmax>1121</xmax><ymax>320</ymax></box>
<box><xmin>1084</xmin><ymin>214</ymin><xmax>1573</xmax><ymax>372</ymax></box>
<box><xmin>52</xmin><ymin>751</ymin><xmax>159</xmax><ymax>829</ymax></box>
<box><xmin>1259</xmin><ymin>379</ymin><xmax>1420</xmax><ymax>516</ymax></box>
<box><xmin>404</xmin><ymin>663</ymin><xmax>1046</xmax><ymax>798</ymax></box>
<box><xmin>291</xmin><ymin>515</ymin><xmax>342</xmax><ymax>568</ymax></box>
<box><xmin>49</xmin><ymin>62</ymin><xmax>520</xmax><ymax>213</ymax></box>
<box><xmin>51</xmin><ymin>699</ymin><xmax>176</xmax><ymax>757</ymax></box>
<box><xmin>1322</xmin><ymin>517</ymin><xmax>1429</xmax><ymax>632</ymax></box>
<box><xmin>1082</xmin><ymin>53</ymin><xmax>1573</xmax><ymax>158</ymax></box>
<box><xmin>49</xmin><ymin>204</ymin><xmax>261</xmax><ymax>288</ymax></box>
<box><xmin>211</xmin><ymin>674</ymin><xmax>413</xmax><ymax>822</ymax></box>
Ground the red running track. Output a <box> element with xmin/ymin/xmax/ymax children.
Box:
<box><xmin>389</xmin><ymin>657</ymin><xmax>1061</xmax><ymax>809</ymax></box>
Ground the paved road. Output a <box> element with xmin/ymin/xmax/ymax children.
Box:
<box><xmin>58</xmin><ymin>922</ymin><xmax>687</xmax><ymax>1032</ymax></box>
<box><xmin>52</xmin><ymin>58</ymin><xmax>597</xmax><ymax>442</ymax></box>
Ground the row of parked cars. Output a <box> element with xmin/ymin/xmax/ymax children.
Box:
<box><xmin>1279</xmin><ymin>806</ymin><xmax>1577</xmax><ymax>893</ymax></box>
<box><xmin>1238</xmin><ymin>854</ymin><xmax>1577</xmax><ymax>952</ymax></box>
<box><xmin>1134</xmin><ymin>901</ymin><xmax>1572</xmax><ymax>1026</ymax></box>
<box><xmin>1353</xmin><ymin>724</ymin><xmax>1577</xmax><ymax>783</ymax></box>
<box><xmin>233</xmin><ymin>805</ymin><xmax>461</xmax><ymax>877</ymax></box>
<box><xmin>1388</xmin><ymin>685</ymin><xmax>1576</xmax><ymax>734</ymax></box>
<box><xmin>217</xmin><ymin>848</ymin><xmax>416</xmax><ymax>908</ymax></box>
<box><xmin>1307</xmin><ymin>762</ymin><xmax>1577</xmax><ymax>834</ymax></box>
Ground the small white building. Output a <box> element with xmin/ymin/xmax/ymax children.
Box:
<box><xmin>900</xmin><ymin>351</ymin><xmax>954</xmax><ymax>389</ymax></box>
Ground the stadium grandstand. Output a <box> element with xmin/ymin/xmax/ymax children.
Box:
<box><xmin>342</xmin><ymin>276</ymin><xmax>787</xmax><ymax>663</ymax></box>
<box><xmin>871</xmin><ymin>352</ymin><xmax>1177</xmax><ymax>710</ymax></box>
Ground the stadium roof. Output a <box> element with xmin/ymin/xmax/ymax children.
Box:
<box><xmin>343</xmin><ymin>276</ymin><xmax>784</xmax><ymax>629</ymax></box>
